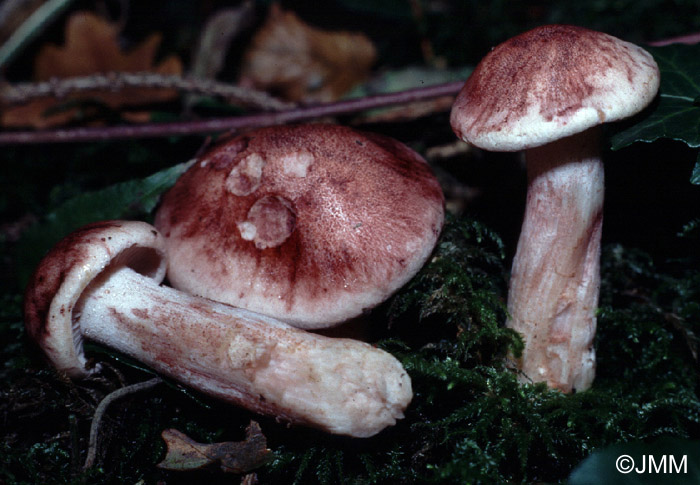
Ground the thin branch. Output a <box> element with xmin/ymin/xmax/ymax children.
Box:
<box><xmin>1</xmin><ymin>71</ymin><xmax>294</xmax><ymax>110</ymax></box>
<box><xmin>648</xmin><ymin>31</ymin><xmax>700</xmax><ymax>46</ymax></box>
<box><xmin>0</xmin><ymin>81</ymin><xmax>464</xmax><ymax>145</ymax></box>
<box><xmin>83</xmin><ymin>377</ymin><xmax>162</xmax><ymax>470</ymax></box>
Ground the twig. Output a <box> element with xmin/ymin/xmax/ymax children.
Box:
<box><xmin>1</xmin><ymin>71</ymin><xmax>294</xmax><ymax>110</ymax></box>
<box><xmin>83</xmin><ymin>377</ymin><xmax>162</xmax><ymax>470</ymax></box>
<box><xmin>648</xmin><ymin>31</ymin><xmax>700</xmax><ymax>46</ymax></box>
<box><xmin>0</xmin><ymin>0</ymin><xmax>76</xmax><ymax>69</ymax></box>
<box><xmin>0</xmin><ymin>81</ymin><xmax>464</xmax><ymax>145</ymax></box>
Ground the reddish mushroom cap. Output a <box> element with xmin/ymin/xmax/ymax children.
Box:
<box><xmin>154</xmin><ymin>124</ymin><xmax>445</xmax><ymax>328</ymax></box>
<box><xmin>450</xmin><ymin>25</ymin><xmax>660</xmax><ymax>152</ymax></box>
<box><xmin>23</xmin><ymin>221</ymin><xmax>167</xmax><ymax>377</ymax></box>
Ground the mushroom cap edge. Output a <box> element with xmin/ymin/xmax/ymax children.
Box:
<box><xmin>23</xmin><ymin>220</ymin><xmax>167</xmax><ymax>378</ymax></box>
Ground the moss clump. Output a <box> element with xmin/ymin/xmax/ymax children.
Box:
<box><xmin>260</xmin><ymin>215</ymin><xmax>700</xmax><ymax>484</ymax></box>
<box><xmin>2</xmin><ymin>214</ymin><xmax>699</xmax><ymax>484</ymax></box>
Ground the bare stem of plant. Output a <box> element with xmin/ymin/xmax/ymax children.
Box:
<box><xmin>83</xmin><ymin>377</ymin><xmax>162</xmax><ymax>470</ymax></box>
<box><xmin>0</xmin><ymin>81</ymin><xmax>463</xmax><ymax>145</ymax></box>
<box><xmin>1</xmin><ymin>71</ymin><xmax>294</xmax><ymax>110</ymax></box>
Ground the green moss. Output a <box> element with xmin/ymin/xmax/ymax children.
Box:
<box><xmin>260</xmin><ymin>215</ymin><xmax>700</xmax><ymax>484</ymax></box>
<box><xmin>2</xmin><ymin>214</ymin><xmax>699</xmax><ymax>484</ymax></box>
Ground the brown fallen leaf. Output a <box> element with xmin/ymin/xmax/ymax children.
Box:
<box><xmin>239</xmin><ymin>3</ymin><xmax>376</xmax><ymax>103</ymax></box>
<box><xmin>190</xmin><ymin>3</ymin><xmax>256</xmax><ymax>81</ymax></box>
<box><xmin>1</xmin><ymin>11</ymin><xmax>182</xmax><ymax>128</ymax></box>
<box><xmin>157</xmin><ymin>421</ymin><xmax>271</xmax><ymax>474</ymax></box>
<box><xmin>241</xmin><ymin>473</ymin><xmax>259</xmax><ymax>485</ymax></box>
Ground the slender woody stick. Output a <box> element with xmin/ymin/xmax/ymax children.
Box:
<box><xmin>1</xmin><ymin>72</ymin><xmax>293</xmax><ymax>110</ymax></box>
<box><xmin>0</xmin><ymin>81</ymin><xmax>463</xmax><ymax>145</ymax></box>
<box><xmin>83</xmin><ymin>377</ymin><xmax>162</xmax><ymax>470</ymax></box>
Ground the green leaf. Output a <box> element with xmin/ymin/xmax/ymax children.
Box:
<box><xmin>568</xmin><ymin>437</ymin><xmax>700</xmax><ymax>484</ymax></box>
<box><xmin>16</xmin><ymin>160</ymin><xmax>193</xmax><ymax>287</ymax></box>
<box><xmin>611</xmin><ymin>44</ymin><xmax>700</xmax><ymax>150</ymax></box>
<box><xmin>692</xmin><ymin>153</ymin><xmax>700</xmax><ymax>184</ymax></box>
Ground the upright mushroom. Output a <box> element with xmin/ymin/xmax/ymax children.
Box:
<box><xmin>24</xmin><ymin>220</ymin><xmax>412</xmax><ymax>437</ymax></box>
<box><xmin>450</xmin><ymin>25</ymin><xmax>660</xmax><ymax>392</ymax></box>
<box><xmin>155</xmin><ymin>123</ymin><xmax>445</xmax><ymax>329</ymax></box>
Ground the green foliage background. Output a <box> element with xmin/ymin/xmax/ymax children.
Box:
<box><xmin>2</xmin><ymin>1</ymin><xmax>700</xmax><ymax>484</ymax></box>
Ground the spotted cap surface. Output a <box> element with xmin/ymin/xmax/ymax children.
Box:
<box><xmin>154</xmin><ymin>124</ymin><xmax>445</xmax><ymax>329</ymax></box>
<box><xmin>450</xmin><ymin>25</ymin><xmax>660</xmax><ymax>152</ymax></box>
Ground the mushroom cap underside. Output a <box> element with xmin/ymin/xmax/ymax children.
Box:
<box><xmin>23</xmin><ymin>220</ymin><xmax>167</xmax><ymax>377</ymax></box>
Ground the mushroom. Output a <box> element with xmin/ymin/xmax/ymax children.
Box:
<box><xmin>154</xmin><ymin>123</ymin><xmax>445</xmax><ymax>329</ymax></box>
<box><xmin>450</xmin><ymin>25</ymin><xmax>660</xmax><ymax>392</ymax></box>
<box><xmin>24</xmin><ymin>220</ymin><xmax>412</xmax><ymax>437</ymax></box>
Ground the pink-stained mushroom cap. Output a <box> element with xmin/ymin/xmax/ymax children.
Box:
<box><xmin>451</xmin><ymin>24</ymin><xmax>660</xmax><ymax>152</ymax></box>
<box><xmin>155</xmin><ymin>123</ymin><xmax>445</xmax><ymax>329</ymax></box>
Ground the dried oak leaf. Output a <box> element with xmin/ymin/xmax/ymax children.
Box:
<box><xmin>239</xmin><ymin>3</ymin><xmax>376</xmax><ymax>103</ymax></box>
<box><xmin>2</xmin><ymin>11</ymin><xmax>182</xmax><ymax>128</ymax></box>
<box><xmin>157</xmin><ymin>421</ymin><xmax>271</xmax><ymax>474</ymax></box>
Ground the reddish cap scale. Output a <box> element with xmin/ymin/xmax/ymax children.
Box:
<box><xmin>155</xmin><ymin>124</ymin><xmax>445</xmax><ymax>329</ymax></box>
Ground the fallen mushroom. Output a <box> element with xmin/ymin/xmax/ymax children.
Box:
<box><xmin>154</xmin><ymin>123</ymin><xmax>445</xmax><ymax>329</ymax></box>
<box><xmin>450</xmin><ymin>25</ymin><xmax>660</xmax><ymax>392</ymax></box>
<box><xmin>24</xmin><ymin>220</ymin><xmax>412</xmax><ymax>437</ymax></box>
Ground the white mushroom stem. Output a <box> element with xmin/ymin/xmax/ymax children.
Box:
<box><xmin>507</xmin><ymin>127</ymin><xmax>603</xmax><ymax>393</ymax></box>
<box><xmin>74</xmin><ymin>264</ymin><xmax>412</xmax><ymax>438</ymax></box>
